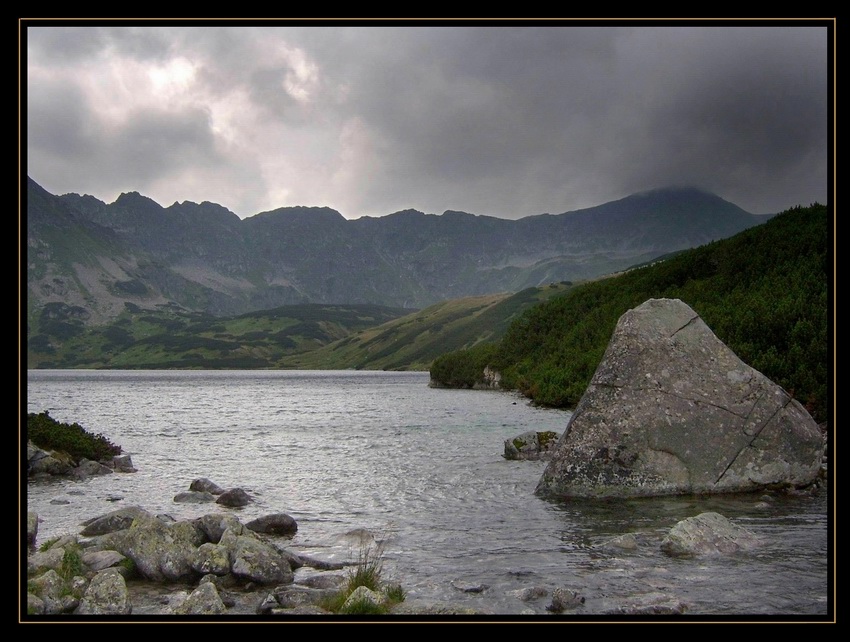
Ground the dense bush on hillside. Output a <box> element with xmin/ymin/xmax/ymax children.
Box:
<box><xmin>27</xmin><ymin>411</ymin><xmax>122</xmax><ymax>462</ymax></box>
<box><xmin>431</xmin><ymin>204</ymin><xmax>830</xmax><ymax>422</ymax></box>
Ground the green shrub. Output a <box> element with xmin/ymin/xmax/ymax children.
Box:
<box><xmin>27</xmin><ymin>411</ymin><xmax>122</xmax><ymax>462</ymax></box>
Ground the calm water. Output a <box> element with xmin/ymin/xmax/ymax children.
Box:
<box><xmin>26</xmin><ymin>370</ymin><xmax>831</xmax><ymax>618</ymax></box>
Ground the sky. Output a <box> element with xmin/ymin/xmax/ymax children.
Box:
<box><xmin>24</xmin><ymin>20</ymin><xmax>831</xmax><ymax>220</ymax></box>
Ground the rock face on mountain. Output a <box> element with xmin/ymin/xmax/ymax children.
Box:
<box><xmin>535</xmin><ymin>298</ymin><xmax>824</xmax><ymax>499</ymax></box>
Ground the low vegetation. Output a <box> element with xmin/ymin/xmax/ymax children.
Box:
<box><xmin>320</xmin><ymin>537</ymin><xmax>406</xmax><ymax>615</ymax></box>
<box><xmin>26</xmin><ymin>303</ymin><xmax>411</xmax><ymax>369</ymax></box>
<box><xmin>27</xmin><ymin>411</ymin><xmax>122</xmax><ymax>462</ymax></box>
<box><xmin>431</xmin><ymin>204</ymin><xmax>830</xmax><ymax>423</ymax></box>
<box><xmin>286</xmin><ymin>285</ymin><xmax>571</xmax><ymax>371</ymax></box>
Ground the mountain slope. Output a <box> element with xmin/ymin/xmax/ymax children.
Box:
<box><xmin>281</xmin><ymin>282</ymin><xmax>573</xmax><ymax>371</ymax></box>
<box><xmin>27</xmin><ymin>178</ymin><xmax>767</xmax><ymax>328</ymax></box>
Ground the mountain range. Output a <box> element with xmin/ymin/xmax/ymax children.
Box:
<box><xmin>26</xmin><ymin>178</ymin><xmax>769</xmax><ymax>327</ymax></box>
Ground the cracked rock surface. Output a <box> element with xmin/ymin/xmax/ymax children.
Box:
<box><xmin>536</xmin><ymin>298</ymin><xmax>824</xmax><ymax>498</ymax></box>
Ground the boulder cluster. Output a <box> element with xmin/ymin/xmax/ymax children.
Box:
<box><xmin>28</xmin><ymin>442</ymin><xmax>136</xmax><ymax>479</ymax></box>
<box><xmin>26</xmin><ymin>500</ymin><xmax>340</xmax><ymax>616</ymax></box>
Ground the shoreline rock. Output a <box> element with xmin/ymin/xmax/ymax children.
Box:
<box><xmin>537</xmin><ymin>298</ymin><xmax>825</xmax><ymax>499</ymax></box>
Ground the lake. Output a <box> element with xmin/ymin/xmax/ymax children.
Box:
<box><xmin>25</xmin><ymin>369</ymin><xmax>830</xmax><ymax>618</ymax></box>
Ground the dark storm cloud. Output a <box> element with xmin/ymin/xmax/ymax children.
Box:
<box><xmin>25</xmin><ymin>22</ymin><xmax>829</xmax><ymax>218</ymax></box>
<box><xmin>600</xmin><ymin>27</ymin><xmax>828</xmax><ymax>212</ymax></box>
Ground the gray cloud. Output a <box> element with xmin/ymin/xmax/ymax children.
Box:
<box><xmin>25</xmin><ymin>22</ymin><xmax>829</xmax><ymax>218</ymax></box>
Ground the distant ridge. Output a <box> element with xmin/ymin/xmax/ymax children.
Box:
<box><xmin>27</xmin><ymin>178</ymin><xmax>766</xmax><ymax>326</ymax></box>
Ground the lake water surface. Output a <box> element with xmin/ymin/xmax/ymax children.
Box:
<box><xmin>25</xmin><ymin>369</ymin><xmax>831</xmax><ymax>618</ymax></box>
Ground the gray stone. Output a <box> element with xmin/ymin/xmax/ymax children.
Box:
<box><xmin>117</xmin><ymin>513</ymin><xmax>204</xmax><ymax>582</ymax></box>
<box><xmin>76</xmin><ymin>568</ymin><xmax>132</xmax><ymax>615</ymax></box>
<box><xmin>29</xmin><ymin>449</ymin><xmax>74</xmax><ymax>476</ymax></box>
<box><xmin>112</xmin><ymin>454</ymin><xmax>137</xmax><ymax>472</ymax></box>
<box><xmin>275</xmin><ymin>547</ymin><xmax>305</xmax><ymax>569</ymax></box>
<box><xmin>537</xmin><ymin>298</ymin><xmax>825</xmax><ymax>498</ymax></box>
<box><xmin>80</xmin><ymin>505</ymin><xmax>150</xmax><ymax>536</ymax></box>
<box><xmin>509</xmin><ymin>586</ymin><xmax>549</xmax><ymax>602</ymax></box>
<box><xmin>661</xmin><ymin>511</ymin><xmax>761</xmax><ymax>557</ymax></box>
<box><xmin>504</xmin><ymin>430</ymin><xmax>561</xmax><ymax>461</ymax></box>
<box><xmin>27</xmin><ymin>569</ymin><xmax>66</xmax><ymax>614</ymax></box>
<box><xmin>173</xmin><ymin>490</ymin><xmax>216</xmax><ymax>504</ymax></box>
<box><xmin>27</xmin><ymin>548</ymin><xmax>64</xmax><ymax>576</ymax></box>
<box><xmin>230</xmin><ymin>535</ymin><xmax>294</xmax><ymax>585</ymax></box>
<box><xmin>547</xmin><ymin>587</ymin><xmax>585</xmax><ymax>612</ymax></box>
<box><xmin>256</xmin><ymin>592</ymin><xmax>281</xmax><ymax>615</ymax></box>
<box><xmin>271</xmin><ymin>585</ymin><xmax>335</xmax><ymax>608</ymax></box>
<box><xmin>73</xmin><ymin>459</ymin><xmax>114</xmax><ymax>478</ymax></box>
<box><xmin>245</xmin><ymin>513</ymin><xmax>298</xmax><ymax>536</ymax></box>
<box><xmin>450</xmin><ymin>580</ymin><xmax>489</xmax><ymax>593</ymax></box>
<box><xmin>81</xmin><ymin>549</ymin><xmax>127</xmax><ymax>572</ymax></box>
<box><xmin>340</xmin><ymin>586</ymin><xmax>386</xmax><ymax>612</ymax></box>
<box><xmin>191</xmin><ymin>542</ymin><xmax>232</xmax><ymax>576</ymax></box>
<box><xmin>190</xmin><ymin>478</ymin><xmax>225</xmax><ymax>495</ymax></box>
<box><xmin>27</xmin><ymin>592</ymin><xmax>45</xmax><ymax>615</ymax></box>
<box><xmin>172</xmin><ymin>581</ymin><xmax>227</xmax><ymax>615</ymax></box>
<box><xmin>296</xmin><ymin>573</ymin><xmax>347</xmax><ymax>590</ymax></box>
<box><xmin>216</xmin><ymin>487</ymin><xmax>252</xmax><ymax>507</ymax></box>
<box><xmin>606</xmin><ymin>533</ymin><xmax>639</xmax><ymax>550</ymax></box>
<box><xmin>194</xmin><ymin>513</ymin><xmax>245</xmax><ymax>543</ymax></box>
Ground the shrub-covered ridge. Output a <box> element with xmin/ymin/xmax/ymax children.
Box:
<box><xmin>431</xmin><ymin>203</ymin><xmax>830</xmax><ymax>423</ymax></box>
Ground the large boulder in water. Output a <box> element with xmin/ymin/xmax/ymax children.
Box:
<box><xmin>536</xmin><ymin>298</ymin><xmax>825</xmax><ymax>499</ymax></box>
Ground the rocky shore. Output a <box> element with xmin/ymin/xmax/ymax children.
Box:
<box><xmin>27</xmin><ymin>460</ymin><xmax>821</xmax><ymax>618</ymax></box>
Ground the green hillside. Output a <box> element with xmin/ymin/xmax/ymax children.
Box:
<box><xmin>281</xmin><ymin>283</ymin><xmax>573</xmax><ymax>371</ymax></box>
<box><xmin>27</xmin><ymin>280</ymin><xmax>575</xmax><ymax>371</ymax></box>
<box><xmin>27</xmin><ymin>302</ymin><xmax>411</xmax><ymax>369</ymax></box>
<box><xmin>431</xmin><ymin>204</ymin><xmax>830</xmax><ymax>423</ymax></box>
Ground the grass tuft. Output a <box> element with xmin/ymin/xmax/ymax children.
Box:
<box><xmin>319</xmin><ymin>529</ymin><xmax>406</xmax><ymax>615</ymax></box>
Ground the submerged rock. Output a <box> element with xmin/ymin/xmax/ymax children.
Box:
<box><xmin>503</xmin><ymin>431</ymin><xmax>561</xmax><ymax>461</ymax></box>
<box><xmin>546</xmin><ymin>587</ymin><xmax>585</xmax><ymax>612</ymax></box>
<box><xmin>190</xmin><ymin>478</ymin><xmax>225</xmax><ymax>495</ymax></box>
<box><xmin>173</xmin><ymin>491</ymin><xmax>216</xmax><ymax>504</ymax></box>
<box><xmin>660</xmin><ymin>511</ymin><xmax>760</xmax><ymax>557</ymax></box>
<box><xmin>537</xmin><ymin>298</ymin><xmax>825</xmax><ymax>499</ymax></box>
<box><xmin>216</xmin><ymin>488</ymin><xmax>252</xmax><ymax>507</ymax></box>
<box><xmin>245</xmin><ymin>513</ymin><xmax>298</xmax><ymax>536</ymax></box>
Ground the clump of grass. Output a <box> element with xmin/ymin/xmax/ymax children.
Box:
<box><xmin>26</xmin><ymin>580</ymin><xmax>41</xmax><ymax>597</ymax></box>
<box><xmin>384</xmin><ymin>583</ymin><xmax>406</xmax><ymax>603</ymax></box>
<box><xmin>319</xmin><ymin>530</ymin><xmax>406</xmax><ymax>615</ymax></box>
<box><xmin>38</xmin><ymin>537</ymin><xmax>60</xmax><ymax>552</ymax></box>
<box><xmin>346</xmin><ymin>538</ymin><xmax>384</xmax><ymax>593</ymax></box>
<box><xmin>58</xmin><ymin>545</ymin><xmax>84</xmax><ymax>582</ymax></box>
<box><xmin>117</xmin><ymin>556</ymin><xmax>137</xmax><ymax>577</ymax></box>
